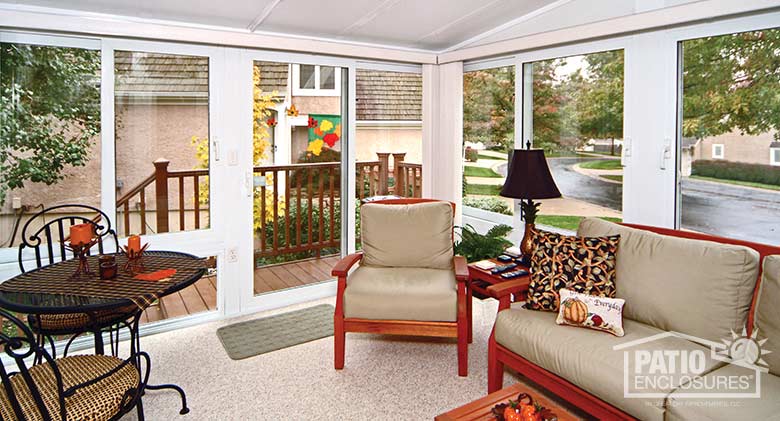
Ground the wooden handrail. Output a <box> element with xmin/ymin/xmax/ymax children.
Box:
<box><xmin>116</xmin><ymin>153</ymin><xmax>422</xmax><ymax>261</ymax></box>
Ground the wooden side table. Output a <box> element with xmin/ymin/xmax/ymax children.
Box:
<box><xmin>468</xmin><ymin>258</ymin><xmax>530</xmax><ymax>307</ymax></box>
<box><xmin>435</xmin><ymin>383</ymin><xmax>577</xmax><ymax>421</ymax></box>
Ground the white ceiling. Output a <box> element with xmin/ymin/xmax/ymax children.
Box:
<box><xmin>7</xmin><ymin>0</ymin><xmax>703</xmax><ymax>51</ymax></box>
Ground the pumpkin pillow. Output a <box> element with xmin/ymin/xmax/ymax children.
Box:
<box><xmin>556</xmin><ymin>288</ymin><xmax>625</xmax><ymax>336</ymax></box>
<box><xmin>526</xmin><ymin>228</ymin><xmax>619</xmax><ymax>311</ymax></box>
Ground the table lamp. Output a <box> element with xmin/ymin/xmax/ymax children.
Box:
<box><xmin>499</xmin><ymin>147</ymin><xmax>561</xmax><ymax>261</ymax></box>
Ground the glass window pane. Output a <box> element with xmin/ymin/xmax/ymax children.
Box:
<box><xmin>253</xmin><ymin>61</ymin><xmax>343</xmax><ymax>295</ymax></box>
<box><xmin>320</xmin><ymin>66</ymin><xmax>335</xmax><ymax>89</ymax></box>
<box><xmin>114</xmin><ymin>51</ymin><xmax>210</xmax><ymax>237</ymax></box>
<box><xmin>355</xmin><ymin>69</ymin><xmax>423</xmax><ymax>247</ymax></box>
<box><xmin>679</xmin><ymin>28</ymin><xmax>780</xmax><ymax>243</ymax></box>
<box><xmin>1</xmin><ymin>42</ymin><xmax>101</xmax><ymax>249</ymax></box>
<box><xmin>462</xmin><ymin>66</ymin><xmax>515</xmax><ymax>216</ymax></box>
<box><xmin>299</xmin><ymin>64</ymin><xmax>315</xmax><ymax>89</ymax></box>
<box><xmin>523</xmin><ymin>50</ymin><xmax>624</xmax><ymax>231</ymax></box>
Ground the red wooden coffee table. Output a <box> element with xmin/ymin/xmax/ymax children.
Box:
<box><xmin>435</xmin><ymin>382</ymin><xmax>578</xmax><ymax>421</ymax></box>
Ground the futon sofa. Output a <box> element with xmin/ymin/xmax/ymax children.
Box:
<box><xmin>487</xmin><ymin>218</ymin><xmax>780</xmax><ymax>420</ymax></box>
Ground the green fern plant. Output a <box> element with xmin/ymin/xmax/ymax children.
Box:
<box><xmin>454</xmin><ymin>224</ymin><xmax>513</xmax><ymax>262</ymax></box>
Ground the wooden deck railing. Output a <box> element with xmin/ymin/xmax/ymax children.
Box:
<box><xmin>116</xmin><ymin>153</ymin><xmax>422</xmax><ymax>253</ymax></box>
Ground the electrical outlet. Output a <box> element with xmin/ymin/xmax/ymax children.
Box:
<box><xmin>226</xmin><ymin>247</ymin><xmax>238</xmax><ymax>263</ymax></box>
<box><xmin>11</xmin><ymin>197</ymin><xmax>21</xmax><ymax>209</ymax></box>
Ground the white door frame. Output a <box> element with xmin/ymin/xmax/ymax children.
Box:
<box><xmin>232</xmin><ymin>49</ymin><xmax>358</xmax><ymax>315</ymax></box>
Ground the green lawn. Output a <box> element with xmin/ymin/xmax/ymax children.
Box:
<box><xmin>477</xmin><ymin>153</ymin><xmax>506</xmax><ymax>161</ymax></box>
<box><xmin>601</xmin><ymin>175</ymin><xmax>623</xmax><ymax>182</ymax></box>
<box><xmin>465</xmin><ymin>184</ymin><xmax>502</xmax><ymax>195</ymax></box>
<box><xmin>579</xmin><ymin>159</ymin><xmax>622</xmax><ymax>170</ymax></box>
<box><xmin>536</xmin><ymin>215</ymin><xmax>622</xmax><ymax>232</ymax></box>
<box><xmin>690</xmin><ymin>175</ymin><xmax>780</xmax><ymax>191</ymax></box>
<box><xmin>464</xmin><ymin>166</ymin><xmax>503</xmax><ymax>178</ymax></box>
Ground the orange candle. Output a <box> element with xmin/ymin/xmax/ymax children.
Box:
<box><xmin>128</xmin><ymin>235</ymin><xmax>141</xmax><ymax>253</ymax></box>
<box><xmin>69</xmin><ymin>223</ymin><xmax>93</xmax><ymax>246</ymax></box>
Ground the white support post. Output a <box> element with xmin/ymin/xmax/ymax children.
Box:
<box><xmin>423</xmin><ymin>62</ymin><xmax>464</xmax><ymax>225</ymax></box>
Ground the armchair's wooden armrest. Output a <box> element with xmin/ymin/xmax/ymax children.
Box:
<box><xmin>486</xmin><ymin>278</ymin><xmax>530</xmax><ymax>300</ymax></box>
<box><xmin>453</xmin><ymin>255</ymin><xmax>469</xmax><ymax>282</ymax></box>
<box><xmin>331</xmin><ymin>253</ymin><xmax>363</xmax><ymax>277</ymax></box>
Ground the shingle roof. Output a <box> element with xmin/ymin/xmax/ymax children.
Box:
<box><xmin>114</xmin><ymin>54</ymin><xmax>289</xmax><ymax>97</ymax></box>
<box><xmin>114</xmin><ymin>51</ymin><xmax>209</xmax><ymax>97</ymax></box>
<box><xmin>356</xmin><ymin>70</ymin><xmax>421</xmax><ymax>121</ymax></box>
<box><xmin>114</xmin><ymin>56</ymin><xmax>422</xmax><ymax>121</ymax></box>
<box><xmin>254</xmin><ymin>61</ymin><xmax>289</xmax><ymax>95</ymax></box>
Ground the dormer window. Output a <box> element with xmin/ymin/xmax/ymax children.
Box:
<box><xmin>293</xmin><ymin>64</ymin><xmax>340</xmax><ymax>96</ymax></box>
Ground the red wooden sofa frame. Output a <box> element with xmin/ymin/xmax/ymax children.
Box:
<box><xmin>332</xmin><ymin>198</ymin><xmax>473</xmax><ymax>376</ymax></box>
<box><xmin>486</xmin><ymin>223</ymin><xmax>780</xmax><ymax>420</ymax></box>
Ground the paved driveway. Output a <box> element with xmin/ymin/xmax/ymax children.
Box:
<box><xmin>500</xmin><ymin>157</ymin><xmax>780</xmax><ymax>244</ymax></box>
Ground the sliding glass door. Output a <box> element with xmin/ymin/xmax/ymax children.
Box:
<box><xmin>238</xmin><ymin>51</ymin><xmax>354</xmax><ymax>312</ymax></box>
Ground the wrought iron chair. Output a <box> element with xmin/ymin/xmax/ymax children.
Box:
<box><xmin>0</xmin><ymin>308</ymin><xmax>150</xmax><ymax>420</ymax></box>
<box><xmin>17</xmin><ymin>204</ymin><xmax>138</xmax><ymax>358</ymax></box>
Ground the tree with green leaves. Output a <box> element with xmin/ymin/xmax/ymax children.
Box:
<box><xmin>682</xmin><ymin>29</ymin><xmax>780</xmax><ymax>140</ymax></box>
<box><xmin>463</xmin><ymin>66</ymin><xmax>515</xmax><ymax>151</ymax></box>
<box><xmin>0</xmin><ymin>43</ymin><xmax>100</xmax><ymax>206</ymax></box>
<box><xmin>574</xmin><ymin>50</ymin><xmax>624</xmax><ymax>155</ymax></box>
<box><xmin>531</xmin><ymin>59</ymin><xmax>566</xmax><ymax>153</ymax></box>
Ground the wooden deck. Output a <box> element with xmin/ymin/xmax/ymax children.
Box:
<box><xmin>254</xmin><ymin>255</ymin><xmax>339</xmax><ymax>295</ymax></box>
<box><xmin>140</xmin><ymin>255</ymin><xmax>338</xmax><ymax>324</ymax></box>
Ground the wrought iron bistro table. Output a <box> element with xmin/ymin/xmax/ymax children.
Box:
<box><xmin>0</xmin><ymin>250</ymin><xmax>207</xmax><ymax>415</ymax></box>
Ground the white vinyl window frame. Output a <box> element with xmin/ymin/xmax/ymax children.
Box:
<box><xmin>669</xmin><ymin>10</ymin><xmax>780</xmax><ymax>229</ymax></box>
<box><xmin>712</xmin><ymin>143</ymin><xmax>725</xmax><ymax>159</ymax></box>
<box><xmin>514</xmin><ymin>38</ymin><xmax>631</xmax><ymax>228</ymax></box>
<box><xmin>291</xmin><ymin>63</ymin><xmax>342</xmax><ymax>96</ymax></box>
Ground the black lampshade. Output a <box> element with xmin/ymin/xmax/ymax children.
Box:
<box><xmin>499</xmin><ymin>149</ymin><xmax>562</xmax><ymax>199</ymax></box>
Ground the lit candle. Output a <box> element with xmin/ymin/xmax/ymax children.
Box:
<box><xmin>128</xmin><ymin>235</ymin><xmax>141</xmax><ymax>253</ymax></box>
<box><xmin>69</xmin><ymin>223</ymin><xmax>93</xmax><ymax>246</ymax></box>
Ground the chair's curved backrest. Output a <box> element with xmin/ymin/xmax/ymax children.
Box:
<box><xmin>0</xmin><ymin>309</ymin><xmax>65</xmax><ymax>420</ymax></box>
<box><xmin>18</xmin><ymin>204</ymin><xmax>119</xmax><ymax>273</ymax></box>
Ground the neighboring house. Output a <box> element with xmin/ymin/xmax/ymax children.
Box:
<box><xmin>687</xmin><ymin>130</ymin><xmax>779</xmax><ymax>166</ymax></box>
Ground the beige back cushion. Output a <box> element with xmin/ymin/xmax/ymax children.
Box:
<box><xmin>577</xmin><ymin>218</ymin><xmax>760</xmax><ymax>342</ymax></box>
<box><xmin>754</xmin><ymin>255</ymin><xmax>780</xmax><ymax>376</ymax></box>
<box><xmin>360</xmin><ymin>202</ymin><xmax>454</xmax><ymax>269</ymax></box>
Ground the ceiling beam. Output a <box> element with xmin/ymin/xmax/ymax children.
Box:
<box><xmin>415</xmin><ymin>0</ymin><xmax>504</xmax><ymax>42</ymax></box>
<box><xmin>248</xmin><ymin>0</ymin><xmax>284</xmax><ymax>32</ymax></box>
<box><xmin>339</xmin><ymin>0</ymin><xmax>401</xmax><ymax>36</ymax></box>
<box><xmin>438</xmin><ymin>0</ymin><xmax>780</xmax><ymax>63</ymax></box>
<box><xmin>440</xmin><ymin>0</ymin><xmax>574</xmax><ymax>53</ymax></box>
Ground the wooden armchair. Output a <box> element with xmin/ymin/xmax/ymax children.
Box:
<box><xmin>332</xmin><ymin>198</ymin><xmax>472</xmax><ymax>376</ymax></box>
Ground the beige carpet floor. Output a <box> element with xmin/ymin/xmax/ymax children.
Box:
<box><xmin>119</xmin><ymin>297</ymin><xmax>585</xmax><ymax>421</ymax></box>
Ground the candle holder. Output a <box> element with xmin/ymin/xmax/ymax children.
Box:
<box><xmin>66</xmin><ymin>239</ymin><xmax>98</xmax><ymax>277</ymax></box>
<box><xmin>120</xmin><ymin>243</ymin><xmax>149</xmax><ymax>274</ymax></box>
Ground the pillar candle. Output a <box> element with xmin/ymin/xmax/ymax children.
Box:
<box><xmin>128</xmin><ymin>235</ymin><xmax>141</xmax><ymax>253</ymax></box>
<box><xmin>69</xmin><ymin>223</ymin><xmax>93</xmax><ymax>246</ymax></box>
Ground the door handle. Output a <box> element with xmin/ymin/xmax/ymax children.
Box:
<box><xmin>621</xmin><ymin>137</ymin><xmax>631</xmax><ymax>167</ymax></box>
<box><xmin>660</xmin><ymin>138</ymin><xmax>672</xmax><ymax>170</ymax></box>
<box><xmin>212</xmin><ymin>138</ymin><xmax>221</xmax><ymax>162</ymax></box>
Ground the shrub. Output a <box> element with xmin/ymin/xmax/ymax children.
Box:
<box><xmin>464</xmin><ymin>146</ymin><xmax>479</xmax><ymax>162</ymax></box>
<box><xmin>454</xmin><ymin>224</ymin><xmax>513</xmax><ymax>262</ymax></box>
<box><xmin>463</xmin><ymin>197</ymin><xmax>513</xmax><ymax>215</ymax></box>
<box><xmin>692</xmin><ymin>160</ymin><xmax>780</xmax><ymax>186</ymax></box>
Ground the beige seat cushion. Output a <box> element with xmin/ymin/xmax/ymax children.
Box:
<box><xmin>577</xmin><ymin>218</ymin><xmax>760</xmax><ymax>342</ymax></box>
<box><xmin>494</xmin><ymin>307</ymin><xmax>724</xmax><ymax>421</ymax></box>
<box><xmin>343</xmin><ymin>265</ymin><xmax>457</xmax><ymax>322</ymax></box>
<box><xmin>360</xmin><ymin>202</ymin><xmax>454</xmax><ymax>270</ymax></box>
<box><xmin>666</xmin><ymin>365</ymin><xmax>780</xmax><ymax>420</ymax></box>
<box><xmin>754</xmin><ymin>255</ymin><xmax>780</xmax><ymax>376</ymax></box>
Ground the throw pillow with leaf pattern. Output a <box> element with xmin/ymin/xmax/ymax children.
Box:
<box><xmin>526</xmin><ymin>228</ymin><xmax>620</xmax><ymax>311</ymax></box>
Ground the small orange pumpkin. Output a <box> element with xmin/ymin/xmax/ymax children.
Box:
<box><xmin>563</xmin><ymin>298</ymin><xmax>588</xmax><ymax>324</ymax></box>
